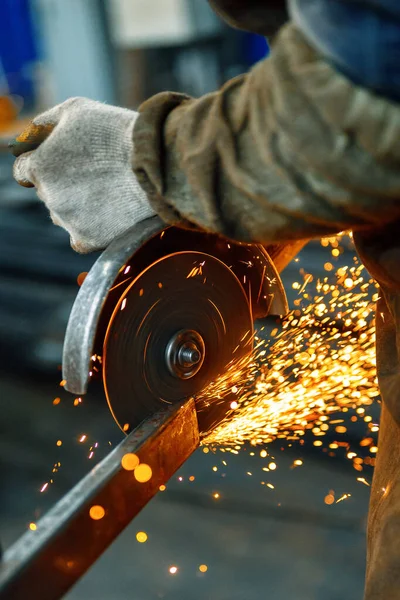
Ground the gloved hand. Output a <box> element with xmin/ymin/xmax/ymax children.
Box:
<box><xmin>11</xmin><ymin>97</ymin><xmax>155</xmax><ymax>253</ymax></box>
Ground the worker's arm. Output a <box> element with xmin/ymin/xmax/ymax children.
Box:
<box><xmin>12</xmin><ymin>24</ymin><xmax>400</xmax><ymax>251</ymax></box>
<box><xmin>132</xmin><ymin>23</ymin><xmax>400</xmax><ymax>245</ymax></box>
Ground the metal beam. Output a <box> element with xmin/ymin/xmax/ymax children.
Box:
<box><xmin>0</xmin><ymin>399</ymin><xmax>199</xmax><ymax>600</ymax></box>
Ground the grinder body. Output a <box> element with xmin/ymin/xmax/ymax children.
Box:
<box><xmin>63</xmin><ymin>216</ymin><xmax>295</xmax><ymax>436</ymax></box>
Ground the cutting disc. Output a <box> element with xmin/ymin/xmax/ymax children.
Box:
<box><xmin>103</xmin><ymin>251</ymin><xmax>253</xmax><ymax>434</ymax></box>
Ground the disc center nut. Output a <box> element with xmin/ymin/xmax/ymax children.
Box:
<box><xmin>178</xmin><ymin>343</ymin><xmax>201</xmax><ymax>367</ymax></box>
<box><xmin>166</xmin><ymin>330</ymin><xmax>205</xmax><ymax>379</ymax></box>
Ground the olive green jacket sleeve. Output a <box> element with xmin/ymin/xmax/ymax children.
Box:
<box><xmin>132</xmin><ymin>23</ymin><xmax>400</xmax><ymax>246</ymax></box>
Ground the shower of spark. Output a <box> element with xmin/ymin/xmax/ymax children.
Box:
<box><xmin>203</xmin><ymin>235</ymin><xmax>379</xmax><ymax>466</ymax></box>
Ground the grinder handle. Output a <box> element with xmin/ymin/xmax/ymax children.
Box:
<box><xmin>8</xmin><ymin>122</ymin><xmax>55</xmax><ymax>188</ymax></box>
<box><xmin>9</xmin><ymin>122</ymin><xmax>55</xmax><ymax>157</ymax></box>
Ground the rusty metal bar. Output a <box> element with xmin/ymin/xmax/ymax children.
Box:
<box><xmin>0</xmin><ymin>399</ymin><xmax>199</xmax><ymax>600</ymax></box>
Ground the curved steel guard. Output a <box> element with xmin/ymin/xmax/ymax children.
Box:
<box><xmin>62</xmin><ymin>216</ymin><xmax>165</xmax><ymax>395</ymax></box>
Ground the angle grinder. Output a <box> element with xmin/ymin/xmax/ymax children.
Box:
<box><xmin>63</xmin><ymin>216</ymin><xmax>290</xmax><ymax>436</ymax></box>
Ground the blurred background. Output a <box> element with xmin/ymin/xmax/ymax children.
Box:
<box><xmin>0</xmin><ymin>1</ymin><xmax>375</xmax><ymax>599</ymax></box>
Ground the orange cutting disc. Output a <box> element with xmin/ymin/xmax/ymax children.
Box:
<box><xmin>103</xmin><ymin>251</ymin><xmax>253</xmax><ymax>435</ymax></box>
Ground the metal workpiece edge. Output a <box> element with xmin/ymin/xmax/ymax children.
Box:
<box><xmin>62</xmin><ymin>216</ymin><xmax>165</xmax><ymax>395</ymax></box>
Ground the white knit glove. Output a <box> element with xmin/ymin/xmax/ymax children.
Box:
<box><xmin>12</xmin><ymin>97</ymin><xmax>155</xmax><ymax>253</ymax></box>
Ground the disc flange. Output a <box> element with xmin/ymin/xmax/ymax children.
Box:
<box><xmin>103</xmin><ymin>251</ymin><xmax>253</xmax><ymax>434</ymax></box>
